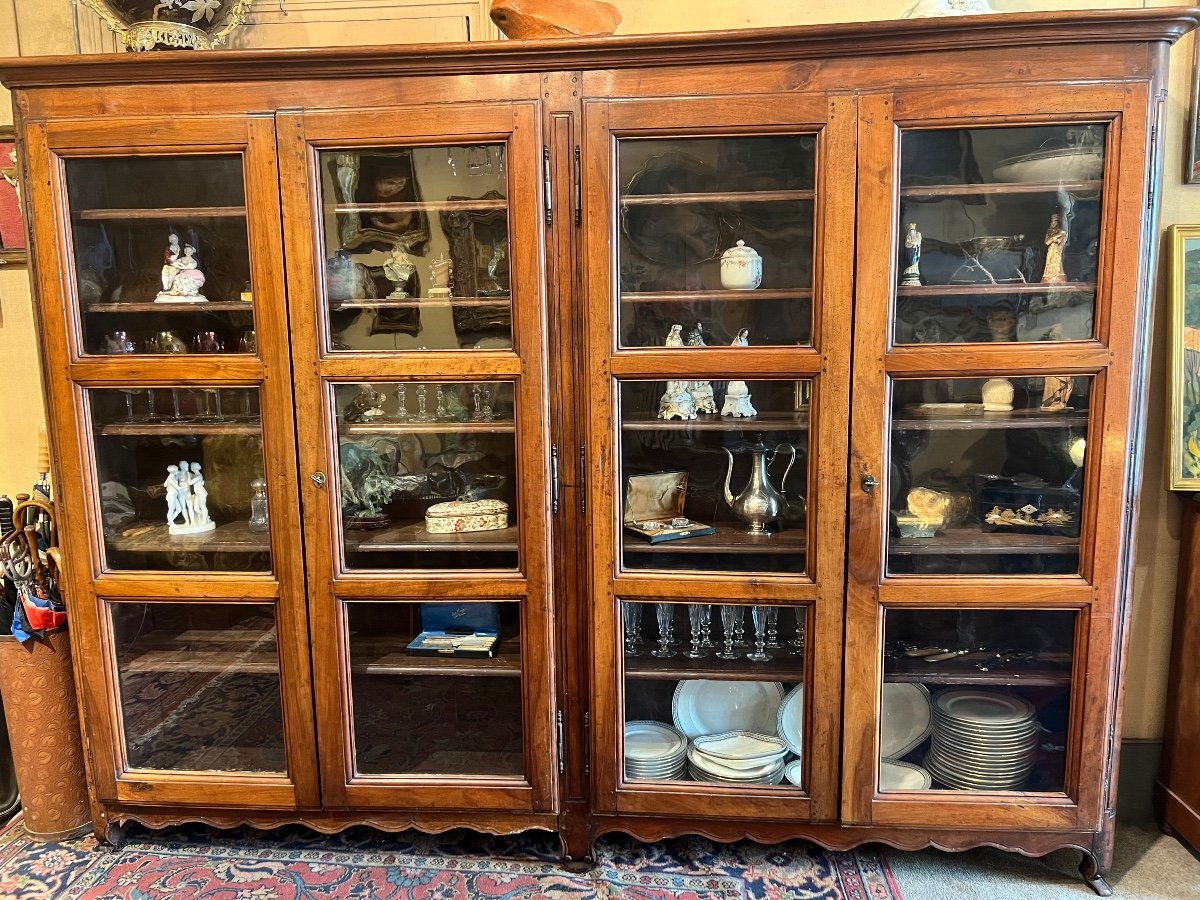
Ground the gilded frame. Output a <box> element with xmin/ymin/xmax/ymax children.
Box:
<box><xmin>1168</xmin><ymin>225</ymin><xmax>1200</xmax><ymax>489</ymax></box>
<box><xmin>0</xmin><ymin>125</ymin><xmax>25</xmax><ymax>266</ymax></box>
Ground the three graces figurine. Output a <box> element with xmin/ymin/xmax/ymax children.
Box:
<box><xmin>164</xmin><ymin>461</ymin><xmax>215</xmax><ymax>534</ymax></box>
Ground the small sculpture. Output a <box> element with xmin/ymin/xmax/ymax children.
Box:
<box><xmin>982</xmin><ymin>378</ymin><xmax>1014</xmax><ymax>411</ymax></box>
<box><xmin>489</xmin><ymin>0</ymin><xmax>621</xmax><ymax>39</ymax></box>
<box><xmin>687</xmin><ymin>324</ymin><xmax>716</xmax><ymax>414</ymax></box>
<box><xmin>429</xmin><ymin>252</ymin><xmax>453</xmax><ymax>299</ymax></box>
<box><xmin>720</xmin><ymin>240</ymin><xmax>763</xmax><ymax>291</ymax></box>
<box><xmin>413</xmin><ymin>384</ymin><xmax>436</xmax><ymax>422</ymax></box>
<box><xmin>1042</xmin><ymin>374</ymin><xmax>1073</xmax><ymax>412</ymax></box>
<box><xmin>166</xmin><ymin>460</ymin><xmax>215</xmax><ymax>535</ymax></box>
<box><xmin>899</xmin><ymin>223</ymin><xmax>922</xmax><ymax>286</ymax></box>
<box><xmin>1041</xmin><ymin>213</ymin><xmax>1069</xmax><ymax>284</ymax></box>
<box><xmin>472</xmin><ymin>384</ymin><xmax>496</xmax><ymax>422</ymax></box>
<box><xmin>343</xmin><ymin>384</ymin><xmax>386</xmax><ymax>423</ymax></box>
<box><xmin>394</xmin><ymin>385</ymin><xmax>409</xmax><ymax>421</ymax></box>
<box><xmin>665</xmin><ymin>324</ymin><xmax>684</xmax><ymax>347</ymax></box>
<box><xmin>155</xmin><ymin>233</ymin><xmax>207</xmax><ymax>303</ymax></box>
<box><xmin>658</xmin><ymin>381</ymin><xmax>697</xmax><ymax>421</ymax></box>
<box><xmin>247</xmin><ymin>478</ymin><xmax>269</xmax><ymax>533</ymax></box>
<box><xmin>383</xmin><ymin>241</ymin><xmax>416</xmax><ymax>299</ymax></box>
<box><xmin>721</xmin><ymin>329</ymin><xmax>757</xmax><ymax>418</ymax></box>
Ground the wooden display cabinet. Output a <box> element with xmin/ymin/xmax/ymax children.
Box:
<box><xmin>2</xmin><ymin>8</ymin><xmax>1193</xmax><ymax>893</ymax></box>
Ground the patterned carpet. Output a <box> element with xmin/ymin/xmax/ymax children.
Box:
<box><xmin>0</xmin><ymin>816</ymin><xmax>902</xmax><ymax>899</ymax></box>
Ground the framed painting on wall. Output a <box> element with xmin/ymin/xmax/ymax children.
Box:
<box><xmin>1190</xmin><ymin>39</ymin><xmax>1200</xmax><ymax>183</ymax></box>
<box><xmin>1168</xmin><ymin>225</ymin><xmax>1200</xmax><ymax>490</ymax></box>
<box><xmin>0</xmin><ymin>126</ymin><xmax>25</xmax><ymax>266</ymax></box>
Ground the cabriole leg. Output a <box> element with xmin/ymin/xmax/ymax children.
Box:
<box><xmin>1079</xmin><ymin>851</ymin><xmax>1112</xmax><ymax>897</ymax></box>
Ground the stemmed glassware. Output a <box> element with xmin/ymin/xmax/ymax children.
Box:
<box><xmin>791</xmin><ymin>608</ymin><xmax>807</xmax><ymax>655</ymax></box>
<box><xmin>747</xmin><ymin>606</ymin><xmax>771</xmax><ymax>662</ymax></box>
<box><xmin>699</xmin><ymin>604</ymin><xmax>714</xmax><ymax>648</ymax></box>
<box><xmin>686</xmin><ymin>605</ymin><xmax>704</xmax><ymax>658</ymax></box>
<box><xmin>622</xmin><ymin>601</ymin><xmax>642</xmax><ymax>656</ymax></box>
<box><xmin>765</xmin><ymin>607</ymin><xmax>781</xmax><ymax>649</ymax></box>
<box><xmin>652</xmin><ymin>604</ymin><xmax>676</xmax><ymax>658</ymax></box>
<box><xmin>717</xmin><ymin>606</ymin><xmax>741</xmax><ymax>660</ymax></box>
<box><xmin>732</xmin><ymin>610</ymin><xmax>747</xmax><ymax>648</ymax></box>
<box><xmin>412</xmin><ymin>384</ymin><xmax>436</xmax><ymax>422</ymax></box>
<box><xmin>472</xmin><ymin>384</ymin><xmax>495</xmax><ymax>422</ymax></box>
<box><xmin>394</xmin><ymin>385</ymin><xmax>409</xmax><ymax>421</ymax></box>
<box><xmin>434</xmin><ymin>385</ymin><xmax>450</xmax><ymax>420</ymax></box>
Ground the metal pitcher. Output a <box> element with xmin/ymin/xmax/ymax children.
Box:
<box><xmin>722</xmin><ymin>438</ymin><xmax>797</xmax><ymax>534</ymax></box>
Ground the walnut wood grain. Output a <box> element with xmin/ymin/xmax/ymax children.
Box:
<box><xmin>899</xmin><ymin>181</ymin><xmax>1101</xmax><ymax>198</ymax></box>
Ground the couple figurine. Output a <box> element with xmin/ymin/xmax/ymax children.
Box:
<box><xmin>155</xmin><ymin>232</ymin><xmax>208</xmax><ymax>303</ymax></box>
<box><xmin>165</xmin><ymin>461</ymin><xmax>215</xmax><ymax>534</ymax></box>
<box><xmin>657</xmin><ymin>324</ymin><xmax>755</xmax><ymax>420</ymax></box>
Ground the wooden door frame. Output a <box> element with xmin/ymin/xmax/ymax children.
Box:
<box><xmin>844</xmin><ymin>82</ymin><xmax>1153</xmax><ymax>830</ymax></box>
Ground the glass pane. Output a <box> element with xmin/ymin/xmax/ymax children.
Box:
<box><xmin>318</xmin><ymin>146</ymin><xmax>511</xmax><ymax>351</ymax></box>
<box><xmin>617</xmin><ymin>136</ymin><xmax>816</xmax><ymax>348</ymax></box>
<box><xmin>347</xmin><ymin>601</ymin><xmax>523</xmax><ymax>777</ymax></box>
<box><xmin>89</xmin><ymin>388</ymin><xmax>270</xmax><ymax>572</ymax></box>
<box><xmin>896</xmin><ymin>124</ymin><xmax>1105</xmax><ymax>344</ymax></box>
<box><xmin>879</xmin><ymin>608</ymin><xmax>1074</xmax><ymax>793</ymax></box>
<box><xmin>888</xmin><ymin>375</ymin><xmax>1089</xmax><ymax>575</ymax></box>
<box><xmin>112</xmin><ymin>603</ymin><xmax>284</xmax><ymax>773</ymax></box>
<box><xmin>619</xmin><ymin>379</ymin><xmax>809</xmax><ymax>574</ymax></box>
<box><xmin>65</xmin><ymin>155</ymin><xmax>258</xmax><ymax>357</ymax></box>
<box><xmin>621</xmin><ymin>601</ymin><xmax>806</xmax><ymax>789</ymax></box>
<box><xmin>335</xmin><ymin>381</ymin><xmax>518</xmax><ymax>571</ymax></box>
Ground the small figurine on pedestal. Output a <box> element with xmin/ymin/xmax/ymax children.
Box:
<box><xmin>166</xmin><ymin>460</ymin><xmax>216</xmax><ymax>535</ymax></box>
<box><xmin>665</xmin><ymin>324</ymin><xmax>684</xmax><ymax>347</ymax></box>
<box><xmin>899</xmin><ymin>223</ymin><xmax>923</xmax><ymax>286</ymax></box>
<box><xmin>686</xmin><ymin>323</ymin><xmax>716</xmax><ymax>414</ymax></box>
<box><xmin>383</xmin><ymin>241</ymin><xmax>417</xmax><ymax>299</ymax></box>
<box><xmin>721</xmin><ymin>329</ymin><xmax>757</xmax><ymax>418</ymax></box>
<box><xmin>156</xmin><ymin>233</ymin><xmax>207</xmax><ymax>303</ymax></box>
<box><xmin>164</xmin><ymin>465</ymin><xmax>186</xmax><ymax>530</ymax></box>
<box><xmin>1041</xmin><ymin>213</ymin><xmax>1069</xmax><ymax>284</ymax></box>
<box><xmin>429</xmin><ymin>252</ymin><xmax>453</xmax><ymax>299</ymax></box>
<box><xmin>982</xmin><ymin>378</ymin><xmax>1014</xmax><ymax>411</ymax></box>
<box><xmin>186</xmin><ymin>463</ymin><xmax>215</xmax><ymax>533</ymax></box>
<box><xmin>343</xmin><ymin>384</ymin><xmax>386</xmax><ymax>423</ymax></box>
<box><xmin>658</xmin><ymin>381</ymin><xmax>698</xmax><ymax>421</ymax></box>
<box><xmin>1042</xmin><ymin>374</ymin><xmax>1073</xmax><ymax>411</ymax></box>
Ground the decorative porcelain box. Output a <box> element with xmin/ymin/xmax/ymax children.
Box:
<box><xmin>720</xmin><ymin>240</ymin><xmax>763</xmax><ymax>290</ymax></box>
<box><xmin>424</xmin><ymin>498</ymin><xmax>508</xmax><ymax>533</ymax></box>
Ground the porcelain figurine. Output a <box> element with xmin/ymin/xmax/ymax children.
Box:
<box><xmin>343</xmin><ymin>384</ymin><xmax>386</xmax><ymax>423</ymax></box>
<box><xmin>723</xmin><ymin>439</ymin><xmax>797</xmax><ymax>534</ymax></box>
<box><xmin>429</xmin><ymin>252</ymin><xmax>453</xmax><ymax>299</ymax></box>
<box><xmin>1042</xmin><ymin>374</ymin><xmax>1073</xmax><ymax>412</ymax></box>
<box><xmin>383</xmin><ymin>241</ymin><xmax>417</xmax><ymax>299</ymax></box>
<box><xmin>982</xmin><ymin>377</ymin><xmax>1014</xmax><ymax>411</ymax></box>
<box><xmin>721</xmin><ymin>329</ymin><xmax>757</xmax><ymax>417</ymax></box>
<box><xmin>1041</xmin><ymin>212</ymin><xmax>1069</xmax><ymax>284</ymax></box>
<box><xmin>155</xmin><ymin>233</ymin><xmax>207</xmax><ymax>303</ymax></box>
<box><xmin>166</xmin><ymin>460</ymin><xmax>215</xmax><ymax>535</ymax></box>
<box><xmin>664</xmin><ymin>323</ymin><xmax>685</xmax><ymax>347</ymax></box>
<box><xmin>720</xmin><ymin>240</ymin><xmax>763</xmax><ymax>290</ymax></box>
<box><xmin>658</xmin><ymin>381</ymin><xmax>697</xmax><ymax>421</ymax></box>
<box><xmin>102</xmin><ymin>331</ymin><xmax>136</xmax><ymax>354</ymax></box>
<box><xmin>247</xmin><ymin>477</ymin><xmax>269</xmax><ymax>533</ymax></box>
<box><xmin>899</xmin><ymin>223</ymin><xmax>922</xmax><ymax>286</ymax></box>
<box><xmin>185</xmin><ymin>462</ymin><xmax>215</xmax><ymax>533</ymax></box>
<box><xmin>686</xmin><ymin>323</ymin><xmax>716</xmax><ymax>414</ymax></box>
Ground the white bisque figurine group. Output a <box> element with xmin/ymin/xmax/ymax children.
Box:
<box><xmin>657</xmin><ymin>324</ymin><xmax>755</xmax><ymax>421</ymax></box>
<box><xmin>155</xmin><ymin>231</ymin><xmax>208</xmax><ymax>303</ymax></box>
<box><xmin>165</xmin><ymin>461</ymin><xmax>216</xmax><ymax>534</ymax></box>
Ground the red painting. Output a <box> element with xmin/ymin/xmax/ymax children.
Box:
<box><xmin>0</xmin><ymin>139</ymin><xmax>24</xmax><ymax>252</ymax></box>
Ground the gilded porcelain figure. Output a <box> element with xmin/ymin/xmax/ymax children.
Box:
<box><xmin>1041</xmin><ymin>212</ymin><xmax>1068</xmax><ymax>284</ymax></box>
<box><xmin>899</xmin><ymin>223</ymin><xmax>922</xmax><ymax>286</ymax></box>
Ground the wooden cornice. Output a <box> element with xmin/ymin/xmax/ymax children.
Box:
<box><xmin>0</xmin><ymin>7</ymin><xmax>1197</xmax><ymax>90</ymax></box>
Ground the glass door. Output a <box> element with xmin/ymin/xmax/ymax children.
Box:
<box><xmin>280</xmin><ymin>102</ymin><xmax>556</xmax><ymax>811</ymax></box>
<box><xmin>583</xmin><ymin>94</ymin><xmax>855</xmax><ymax>821</ymax></box>
<box><xmin>22</xmin><ymin>116</ymin><xmax>317</xmax><ymax>808</ymax></box>
<box><xmin>843</xmin><ymin>84</ymin><xmax>1154</xmax><ymax>830</ymax></box>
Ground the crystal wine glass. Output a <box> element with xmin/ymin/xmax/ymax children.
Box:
<box><xmin>747</xmin><ymin>606</ymin><xmax>771</xmax><ymax>662</ymax></box>
<box><xmin>652</xmin><ymin>604</ymin><xmax>676</xmax><ymax>658</ymax></box>
<box><xmin>732</xmin><ymin>609</ymin><xmax>747</xmax><ymax>648</ymax></box>
<box><xmin>717</xmin><ymin>606</ymin><xmax>740</xmax><ymax>660</ymax></box>
<box><xmin>791</xmin><ymin>607</ymin><xmax>807</xmax><ymax>656</ymax></box>
<box><xmin>394</xmin><ymin>385</ymin><xmax>409</xmax><ymax>421</ymax></box>
<box><xmin>765</xmin><ymin>606</ymin><xmax>781</xmax><ymax>649</ymax></box>
<box><xmin>623</xmin><ymin>601</ymin><xmax>641</xmax><ymax>656</ymax></box>
<box><xmin>699</xmin><ymin>604</ymin><xmax>714</xmax><ymax>648</ymax></box>
<box><xmin>412</xmin><ymin>384</ymin><xmax>436</xmax><ymax>422</ymax></box>
<box><xmin>686</xmin><ymin>605</ymin><xmax>704</xmax><ymax>658</ymax></box>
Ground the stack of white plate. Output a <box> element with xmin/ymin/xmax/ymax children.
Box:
<box><xmin>624</xmin><ymin>720</ymin><xmax>687</xmax><ymax>781</ymax></box>
<box><xmin>924</xmin><ymin>690</ymin><xmax>1039</xmax><ymax>791</ymax></box>
<box><xmin>686</xmin><ymin>732</ymin><xmax>788</xmax><ymax>785</ymax></box>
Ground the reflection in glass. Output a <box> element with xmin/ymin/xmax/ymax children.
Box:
<box><xmin>888</xmin><ymin>376</ymin><xmax>1090</xmax><ymax>575</ymax></box>
<box><xmin>879</xmin><ymin>608</ymin><xmax>1074</xmax><ymax>793</ymax></box>
<box><xmin>619</xmin><ymin>379</ymin><xmax>809</xmax><ymax>574</ymax></box>
<box><xmin>335</xmin><ymin>381</ymin><xmax>519</xmax><ymax>571</ymax></box>
<box><xmin>318</xmin><ymin>145</ymin><xmax>511</xmax><ymax>351</ymax></box>
<box><xmin>89</xmin><ymin>389</ymin><xmax>269</xmax><ymax>572</ymax></box>
<box><xmin>622</xmin><ymin>601</ymin><xmax>806</xmax><ymax>788</ymax></box>
<box><xmin>617</xmin><ymin>136</ymin><xmax>816</xmax><ymax>348</ymax></box>
<box><xmin>65</xmin><ymin>155</ymin><xmax>257</xmax><ymax>357</ymax></box>
<box><xmin>113</xmin><ymin>603</ymin><xmax>284</xmax><ymax>772</ymax></box>
<box><xmin>895</xmin><ymin>125</ymin><xmax>1105</xmax><ymax>345</ymax></box>
<box><xmin>347</xmin><ymin>602</ymin><xmax>524</xmax><ymax>777</ymax></box>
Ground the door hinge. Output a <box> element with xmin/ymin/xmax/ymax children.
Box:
<box><xmin>573</xmin><ymin>146</ymin><xmax>582</xmax><ymax>226</ymax></box>
<box><xmin>543</xmin><ymin>146</ymin><xmax>553</xmax><ymax>226</ymax></box>
<box><xmin>579</xmin><ymin>442</ymin><xmax>587</xmax><ymax>511</ymax></box>
<box><xmin>1148</xmin><ymin>125</ymin><xmax>1158</xmax><ymax>211</ymax></box>
<box><xmin>551</xmin><ymin>444</ymin><xmax>560</xmax><ymax>515</ymax></box>
<box><xmin>556</xmin><ymin>709</ymin><xmax>565</xmax><ymax>774</ymax></box>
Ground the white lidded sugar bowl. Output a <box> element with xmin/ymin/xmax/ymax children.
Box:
<box><xmin>720</xmin><ymin>240</ymin><xmax>763</xmax><ymax>291</ymax></box>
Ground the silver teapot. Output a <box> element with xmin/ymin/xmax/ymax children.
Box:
<box><xmin>722</xmin><ymin>438</ymin><xmax>797</xmax><ymax>534</ymax></box>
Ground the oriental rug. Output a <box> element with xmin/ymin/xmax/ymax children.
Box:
<box><xmin>0</xmin><ymin>816</ymin><xmax>903</xmax><ymax>899</ymax></box>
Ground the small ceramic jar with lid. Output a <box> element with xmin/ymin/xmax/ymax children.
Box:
<box><xmin>720</xmin><ymin>240</ymin><xmax>763</xmax><ymax>290</ymax></box>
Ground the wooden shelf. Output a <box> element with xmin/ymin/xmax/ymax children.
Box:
<box><xmin>884</xmin><ymin>669</ymin><xmax>1071</xmax><ymax>687</ymax></box>
<box><xmin>891</xmin><ymin>526</ymin><xmax>1079</xmax><ymax>556</ymax></box>
<box><xmin>621</xmin><ymin>289</ymin><xmax>812</xmax><ymax>303</ymax></box>
<box><xmin>893</xmin><ymin>409</ymin><xmax>1089</xmax><ymax>431</ymax></box>
<box><xmin>84</xmin><ymin>301</ymin><xmax>255</xmax><ymax>313</ymax></box>
<box><xmin>621</xmin><ymin>189</ymin><xmax>814</xmax><ymax>206</ymax></box>
<box><xmin>99</xmin><ymin>421</ymin><xmax>261</xmax><ymax>436</ymax></box>
<box><xmin>331</xmin><ymin>198</ymin><xmax>507</xmax><ymax>214</ymax></box>
<box><xmin>124</xmin><ymin>647</ymin><xmax>279</xmax><ymax>675</ymax></box>
<box><xmin>350</xmin><ymin>633</ymin><xmax>521</xmax><ymax>678</ymax></box>
<box><xmin>340</xmin><ymin>419</ymin><xmax>514</xmax><ymax>435</ymax></box>
<box><xmin>622</xmin><ymin>412</ymin><xmax>808</xmax><ymax>432</ymax></box>
<box><xmin>332</xmin><ymin>296</ymin><xmax>510</xmax><ymax>310</ymax></box>
<box><xmin>899</xmin><ymin>181</ymin><xmax>1102</xmax><ymax>198</ymax></box>
<box><xmin>897</xmin><ymin>282</ymin><xmax>1095</xmax><ymax>297</ymax></box>
<box><xmin>624</xmin><ymin>524</ymin><xmax>805</xmax><ymax>556</ymax></box>
<box><xmin>625</xmin><ymin>654</ymin><xmax>804</xmax><ymax>681</ymax></box>
<box><xmin>75</xmin><ymin>206</ymin><xmax>246</xmax><ymax>220</ymax></box>
<box><xmin>344</xmin><ymin>521</ymin><xmax>519</xmax><ymax>553</ymax></box>
<box><xmin>107</xmin><ymin>520</ymin><xmax>270</xmax><ymax>554</ymax></box>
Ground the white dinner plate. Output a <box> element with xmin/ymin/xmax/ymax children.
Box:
<box><xmin>776</xmin><ymin>685</ymin><xmax>804</xmax><ymax>757</ymax></box>
<box><xmin>784</xmin><ymin>760</ymin><xmax>803</xmax><ymax>787</ymax></box>
<box><xmin>687</xmin><ymin>747</ymin><xmax>783</xmax><ymax>780</ymax></box>
<box><xmin>692</xmin><ymin>731</ymin><xmax>787</xmax><ymax>763</ymax></box>
<box><xmin>624</xmin><ymin>720</ymin><xmax>687</xmax><ymax>762</ymax></box>
<box><xmin>672</xmin><ymin>680</ymin><xmax>784</xmax><ymax>740</ymax></box>
<box><xmin>880</xmin><ymin>759</ymin><xmax>932</xmax><ymax>791</ymax></box>
<box><xmin>881</xmin><ymin>683</ymin><xmax>933</xmax><ymax>758</ymax></box>
<box><xmin>934</xmin><ymin>690</ymin><xmax>1036</xmax><ymax>727</ymax></box>
<box><xmin>688</xmin><ymin>762</ymin><xmax>786</xmax><ymax>786</ymax></box>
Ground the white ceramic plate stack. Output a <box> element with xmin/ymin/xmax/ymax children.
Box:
<box><xmin>686</xmin><ymin>731</ymin><xmax>788</xmax><ymax>785</ymax></box>
<box><xmin>624</xmin><ymin>720</ymin><xmax>687</xmax><ymax>781</ymax></box>
<box><xmin>924</xmin><ymin>690</ymin><xmax>1039</xmax><ymax>791</ymax></box>
<box><xmin>671</xmin><ymin>680</ymin><xmax>784</xmax><ymax>740</ymax></box>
